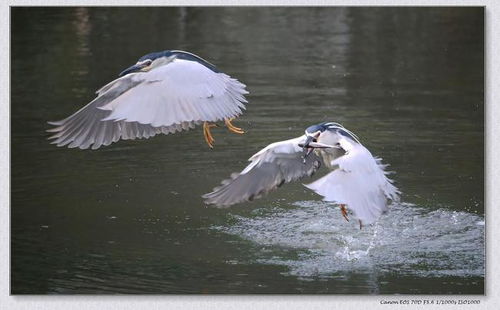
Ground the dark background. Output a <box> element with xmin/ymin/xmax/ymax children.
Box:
<box><xmin>11</xmin><ymin>7</ymin><xmax>484</xmax><ymax>294</ymax></box>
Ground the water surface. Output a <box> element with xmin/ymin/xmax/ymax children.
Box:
<box><xmin>11</xmin><ymin>7</ymin><xmax>484</xmax><ymax>294</ymax></box>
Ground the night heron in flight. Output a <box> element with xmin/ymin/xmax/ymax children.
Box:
<box><xmin>47</xmin><ymin>50</ymin><xmax>248</xmax><ymax>149</ymax></box>
<box><xmin>203</xmin><ymin>122</ymin><xmax>400</xmax><ymax>228</ymax></box>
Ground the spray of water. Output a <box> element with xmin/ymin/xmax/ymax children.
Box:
<box><xmin>215</xmin><ymin>201</ymin><xmax>484</xmax><ymax>279</ymax></box>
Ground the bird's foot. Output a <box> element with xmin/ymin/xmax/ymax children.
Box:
<box><xmin>225</xmin><ymin>118</ymin><xmax>245</xmax><ymax>134</ymax></box>
<box><xmin>203</xmin><ymin>122</ymin><xmax>218</xmax><ymax>148</ymax></box>
<box><xmin>340</xmin><ymin>204</ymin><xmax>349</xmax><ymax>222</ymax></box>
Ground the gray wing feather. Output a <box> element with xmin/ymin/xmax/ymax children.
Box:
<box><xmin>203</xmin><ymin>138</ymin><xmax>322</xmax><ymax>207</ymax></box>
<box><xmin>47</xmin><ymin>76</ymin><xmax>200</xmax><ymax>150</ymax></box>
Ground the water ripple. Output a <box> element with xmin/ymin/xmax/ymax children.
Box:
<box><xmin>216</xmin><ymin>201</ymin><xmax>484</xmax><ymax>279</ymax></box>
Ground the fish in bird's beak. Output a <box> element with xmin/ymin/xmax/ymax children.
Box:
<box><xmin>301</xmin><ymin>135</ymin><xmax>316</xmax><ymax>159</ymax></box>
<box><xmin>299</xmin><ymin>134</ymin><xmax>334</xmax><ymax>163</ymax></box>
<box><xmin>119</xmin><ymin>63</ymin><xmax>149</xmax><ymax>77</ymax></box>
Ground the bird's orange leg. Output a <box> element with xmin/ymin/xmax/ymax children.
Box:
<box><xmin>224</xmin><ymin>118</ymin><xmax>245</xmax><ymax>134</ymax></box>
<box><xmin>340</xmin><ymin>204</ymin><xmax>349</xmax><ymax>222</ymax></box>
<box><xmin>203</xmin><ymin>121</ymin><xmax>218</xmax><ymax>148</ymax></box>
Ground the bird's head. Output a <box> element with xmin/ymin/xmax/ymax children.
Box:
<box><xmin>118</xmin><ymin>51</ymin><xmax>163</xmax><ymax>77</ymax></box>
<box><xmin>118</xmin><ymin>50</ymin><xmax>218</xmax><ymax>77</ymax></box>
<box><xmin>300</xmin><ymin>122</ymin><xmax>360</xmax><ymax>158</ymax></box>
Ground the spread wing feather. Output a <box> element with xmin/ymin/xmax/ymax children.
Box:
<box><xmin>203</xmin><ymin>136</ymin><xmax>322</xmax><ymax>207</ymax></box>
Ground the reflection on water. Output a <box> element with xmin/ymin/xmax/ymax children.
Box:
<box><xmin>11</xmin><ymin>7</ymin><xmax>483</xmax><ymax>294</ymax></box>
<box><xmin>216</xmin><ymin>202</ymin><xmax>484</xmax><ymax>280</ymax></box>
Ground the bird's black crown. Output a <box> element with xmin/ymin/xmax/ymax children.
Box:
<box><xmin>305</xmin><ymin>122</ymin><xmax>360</xmax><ymax>143</ymax></box>
<box><xmin>305</xmin><ymin>122</ymin><xmax>343</xmax><ymax>134</ymax></box>
<box><xmin>137</xmin><ymin>50</ymin><xmax>219</xmax><ymax>72</ymax></box>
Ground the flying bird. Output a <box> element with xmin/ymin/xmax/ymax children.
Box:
<box><xmin>203</xmin><ymin>122</ymin><xmax>400</xmax><ymax>227</ymax></box>
<box><xmin>47</xmin><ymin>50</ymin><xmax>248</xmax><ymax>149</ymax></box>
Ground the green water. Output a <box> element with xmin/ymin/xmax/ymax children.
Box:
<box><xmin>11</xmin><ymin>7</ymin><xmax>484</xmax><ymax>294</ymax></box>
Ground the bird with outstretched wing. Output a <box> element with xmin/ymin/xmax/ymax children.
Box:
<box><xmin>203</xmin><ymin>122</ymin><xmax>400</xmax><ymax>228</ymax></box>
<box><xmin>47</xmin><ymin>50</ymin><xmax>248</xmax><ymax>150</ymax></box>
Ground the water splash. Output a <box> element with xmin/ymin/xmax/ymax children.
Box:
<box><xmin>215</xmin><ymin>201</ymin><xmax>484</xmax><ymax>279</ymax></box>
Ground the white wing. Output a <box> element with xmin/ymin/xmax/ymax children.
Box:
<box><xmin>304</xmin><ymin>136</ymin><xmax>400</xmax><ymax>225</ymax></box>
<box><xmin>47</xmin><ymin>58</ymin><xmax>248</xmax><ymax>150</ymax></box>
<box><xmin>203</xmin><ymin>136</ymin><xmax>322</xmax><ymax>207</ymax></box>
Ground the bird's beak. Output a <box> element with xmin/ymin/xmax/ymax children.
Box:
<box><xmin>299</xmin><ymin>136</ymin><xmax>334</xmax><ymax>151</ymax></box>
<box><xmin>306</xmin><ymin>142</ymin><xmax>335</xmax><ymax>149</ymax></box>
<box><xmin>299</xmin><ymin>137</ymin><xmax>335</xmax><ymax>161</ymax></box>
<box><xmin>119</xmin><ymin>63</ymin><xmax>148</xmax><ymax>77</ymax></box>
